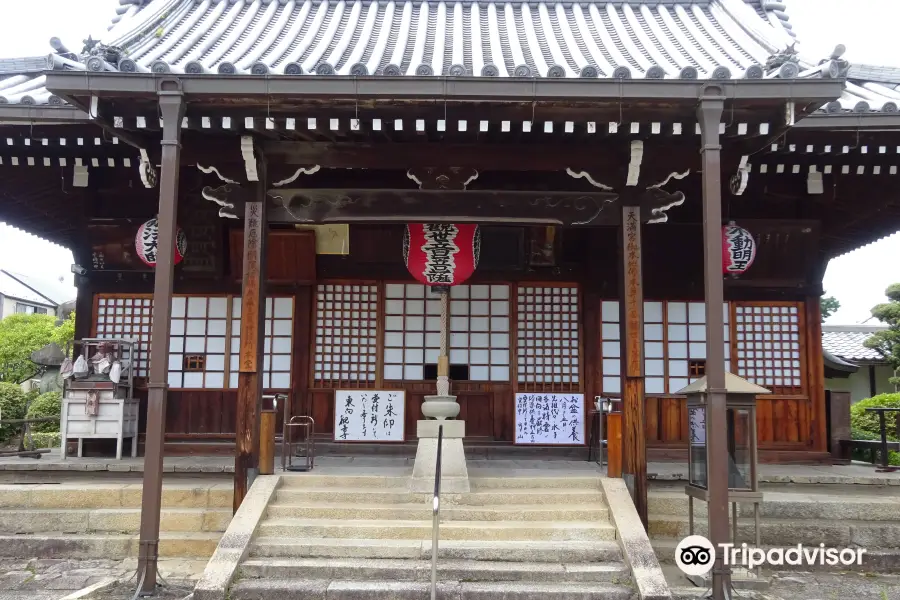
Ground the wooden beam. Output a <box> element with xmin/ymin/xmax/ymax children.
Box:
<box><xmin>234</xmin><ymin>163</ymin><xmax>268</xmax><ymax>513</ymax></box>
<box><xmin>267</xmin><ymin>188</ymin><xmax>620</xmax><ymax>226</ymax></box>
<box><xmin>258</xmin><ymin>141</ymin><xmax>699</xmax><ymax>173</ymax></box>
<box><xmin>619</xmin><ymin>203</ymin><xmax>647</xmax><ymax>527</ymax></box>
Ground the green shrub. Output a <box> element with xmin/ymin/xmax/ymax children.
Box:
<box><xmin>25</xmin><ymin>432</ymin><xmax>60</xmax><ymax>450</ymax></box>
<box><xmin>0</xmin><ymin>383</ymin><xmax>26</xmax><ymax>442</ymax></box>
<box><xmin>850</xmin><ymin>394</ymin><xmax>900</xmax><ymax>466</ymax></box>
<box><xmin>25</xmin><ymin>391</ymin><xmax>61</xmax><ymax>434</ymax></box>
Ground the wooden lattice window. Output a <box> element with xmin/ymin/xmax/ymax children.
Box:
<box><xmin>600</xmin><ymin>301</ymin><xmax>621</xmax><ymax>394</ymax></box>
<box><xmin>230</xmin><ymin>297</ymin><xmax>296</xmax><ymax>389</ymax></box>
<box><xmin>644</xmin><ymin>301</ymin><xmax>731</xmax><ymax>394</ymax></box>
<box><xmin>312</xmin><ymin>284</ymin><xmax>378</xmax><ymax>387</ymax></box>
<box><xmin>384</xmin><ymin>283</ymin><xmax>511</xmax><ymax>382</ymax></box>
<box><xmin>183</xmin><ymin>355</ymin><xmax>206</xmax><ymax>372</ymax></box>
<box><xmin>689</xmin><ymin>359</ymin><xmax>706</xmax><ymax>378</ymax></box>
<box><xmin>94</xmin><ymin>296</ymin><xmax>152</xmax><ymax>377</ymax></box>
<box><xmin>734</xmin><ymin>303</ymin><xmax>803</xmax><ymax>393</ymax></box>
<box><xmin>516</xmin><ymin>284</ymin><xmax>580</xmax><ymax>389</ymax></box>
<box><xmin>168</xmin><ymin>296</ymin><xmax>228</xmax><ymax>389</ymax></box>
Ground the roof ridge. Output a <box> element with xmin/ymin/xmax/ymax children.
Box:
<box><xmin>823</xmin><ymin>325</ymin><xmax>888</xmax><ymax>332</ymax></box>
<box><xmin>0</xmin><ymin>270</ymin><xmax>63</xmax><ymax>307</ymax></box>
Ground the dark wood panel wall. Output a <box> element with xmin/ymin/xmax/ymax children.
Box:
<box><xmin>77</xmin><ymin>197</ymin><xmax>828</xmax><ymax>451</ymax></box>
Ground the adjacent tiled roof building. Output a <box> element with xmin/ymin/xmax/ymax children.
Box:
<box><xmin>3</xmin><ymin>0</ymin><xmax>897</xmax><ymax>115</ymax></box>
<box><xmin>822</xmin><ymin>325</ymin><xmax>888</xmax><ymax>363</ymax></box>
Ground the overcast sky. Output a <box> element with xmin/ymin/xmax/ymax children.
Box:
<box><xmin>0</xmin><ymin>0</ymin><xmax>897</xmax><ymax>323</ymax></box>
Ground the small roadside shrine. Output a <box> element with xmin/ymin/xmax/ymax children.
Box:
<box><xmin>0</xmin><ymin>1</ymin><xmax>899</xmax><ymax>597</ymax></box>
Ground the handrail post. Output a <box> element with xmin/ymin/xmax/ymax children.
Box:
<box><xmin>431</xmin><ymin>424</ymin><xmax>443</xmax><ymax>600</ymax></box>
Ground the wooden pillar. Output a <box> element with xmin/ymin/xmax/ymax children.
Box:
<box><xmin>234</xmin><ymin>159</ymin><xmax>268</xmax><ymax>513</ymax></box>
<box><xmin>620</xmin><ymin>204</ymin><xmax>647</xmax><ymax>527</ymax></box>
<box><xmin>805</xmin><ymin>298</ymin><xmax>827</xmax><ymax>453</ymax></box>
<box><xmin>137</xmin><ymin>82</ymin><xmax>185</xmax><ymax>593</ymax></box>
<box><xmin>698</xmin><ymin>88</ymin><xmax>730</xmax><ymax>599</ymax></box>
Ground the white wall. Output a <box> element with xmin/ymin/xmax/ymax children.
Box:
<box><xmin>826</xmin><ymin>364</ymin><xmax>897</xmax><ymax>403</ymax></box>
<box><xmin>0</xmin><ymin>297</ymin><xmax>56</xmax><ymax>319</ymax></box>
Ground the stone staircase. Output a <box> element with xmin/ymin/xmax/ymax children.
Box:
<box><xmin>648</xmin><ymin>482</ymin><xmax>900</xmax><ymax>570</ymax></box>
<box><xmin>0</xmin><ymin>480</ymin><xmax>231</xmax><ymax>559</ymax></box>
<box><xmin>230</xmin><ymin>474</ymin><xmax>637</xmax><ymax>599</ymax></box>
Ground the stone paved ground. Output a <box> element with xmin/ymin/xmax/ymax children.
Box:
<box><xmin>666</xmin><ymin>567</ymin><xmax>900</xmax><ymax>600</ymax></box>
<box><xmin>0</xmin><ymin>558</ymin><xmax>204</xmax><ymax>600</ymax></box>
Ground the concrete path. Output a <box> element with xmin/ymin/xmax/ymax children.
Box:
<box><xmin>0</xmin><ymin>454</ymin><xmax>896</xmax><ymax>485</ymax></box>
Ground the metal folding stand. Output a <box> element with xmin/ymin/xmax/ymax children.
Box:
<box><xmin>282</xmin><ymin>415</ymin><xmax>316</xmax><ymax>472</ymax></box>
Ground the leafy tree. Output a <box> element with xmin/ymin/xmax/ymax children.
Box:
<box><xmin>0</xmin><ymin>314</ymin><xmax>57</xmax><ymax>384</ymax></box>
<box><xmin>25</xmin><ymin>391</ymin><xmax>61</xmax><ymax>434</ymax></box>
<box><xmin>0</xmin><ymin>383</ymin><xmax>26</xmax><ymax>442</ymax></box>
<box><xmin>850</xmin><ymin>393</ymin><xmax>900</xmax><ymax>466</ymax></box>
<box><xmin>820</xmin><ymin>295</ymin><xmax>840</xmax><ymax>321</ymax></box>
<box><xmin>864</xmin><ymin>283</ymin><xmax>900</xmax><ymax>388</ymax></box>
<box><xmin>51</xmin><ymin>311</ymin><xmax>76</xmax><ymax>354</ymax></box>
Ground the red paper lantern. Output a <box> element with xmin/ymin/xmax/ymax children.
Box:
<box><xmin>722</xmin><ymin>223</ymin><xmax>756</xmax><ymax>275</ymax></box>
<box><xmin>136</xmin><ymin>217</ymin><xmax>187</xmax><ymax>267</ymax></box>
<box><xmin>403</xmin><ymin>224</ymin><xmax>481</xmax><ymax>286</ymax></box>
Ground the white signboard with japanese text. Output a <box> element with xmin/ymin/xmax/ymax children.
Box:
<box><xmin>334</xmin><ymin>390</ymin><xmax>405</xmax><ymax>442</ymax></box>
<box><xmin>514</xmin><ymin>393</ymin><xmax>585</xmax><ymax>445</ymax></box>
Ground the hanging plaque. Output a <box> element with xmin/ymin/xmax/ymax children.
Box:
<box><xmin>334</xmin><ymin>390</ymin><xmax>405</xmax><ymax>442</ymax></box>
<box><xmin>514</xmin><ymin>393</ymin><xmax>585</xmax><ymax>445</ymax></box>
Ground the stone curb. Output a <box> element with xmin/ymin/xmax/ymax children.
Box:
<box><xmin>193</xmin><ymin>475</ymin><xmax>281</xmax><ymax>600</ymax></box>
<box><xmin>56</xmin><ymin>577</ymin><xmax>118</xmax><ymax>600</ymax></box>
<box><xmin>648</xmin><ymin>471</ymin><xmax>900</xmax><ymax>486</ymax></box>
<box><xmin>601</xmin><ymin>478</ymin><xmax>672</xmax><ymax>600</ymax></box>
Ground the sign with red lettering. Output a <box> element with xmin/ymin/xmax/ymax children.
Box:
<box><xmin>403</xmin><ymin>224</ymin><xmax>480</xmax><ymax>286</ymax></box>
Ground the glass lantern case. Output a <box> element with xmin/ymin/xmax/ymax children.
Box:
<box><xmin>678</xmin><ymin>372</ymin><xmax>770</xmax><ymax>546</ymax></box>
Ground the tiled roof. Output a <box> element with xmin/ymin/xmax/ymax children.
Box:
<box><xmin>822</xmin><ymin>325</ymin><xmax>889</xmax><ymax>362</ymax></box>
<box><xmin>0</xmin><ymin>0</ymin><xmax>857</xmax><ymax>107</ymax></box>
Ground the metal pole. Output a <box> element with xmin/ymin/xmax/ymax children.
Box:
<box><xmin>137</xmin><ymin>80</ymin><xmax>185</xmax><ymax>593</ymax></box>
<box><xmin>697</xmin><ymin>88</ymin><xmax>730</xmax><ymax>600</ymax></box>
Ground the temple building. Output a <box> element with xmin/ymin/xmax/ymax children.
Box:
<box><xmin>0</xmin><ymin>0</ymin><xmax>898</xmax><ymax>469</ymax></box>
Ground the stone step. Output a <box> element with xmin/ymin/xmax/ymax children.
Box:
<box><xmin>469</xmin><ymin>476</ymin><xmax>602</xmax><ymax>490</ymax></box>
<box><xmin>279</xmin><ymin>475</ymin><xmax>410</xmax><ymax>489</ymax></box>
<box><xmin>257</xmin><ymin>518</ymin><xmax>616</xmax><ymax>542</ymax></box>
<box><xmin>230</xmin><ymin>579</ymin><xmax>633</xmax><ymax>600</ymax></box>
<box><xmin>249</xmin><ymin>538</ymin><xmax>623</xmax><ymax>563</ymax></box>
<box><xmin>0</xmin><ymin>483</ymin><xmax>231</xmax><ymax>510</ymax></box>
<box><xmin>0</xmin><ymin>531</ymin><xmax>220</xmax><ymax>559</ymax></box>
<box><xmin>239</xmin><ymin>558</ymin><xmax>630</xmax><ymax>583</ymax></box>
<box><xmin>649</xmin><ymin>514</ymin><xmax>900</xmax><ymax>548</ymax></box>
<box><xmin>265</xmin><ymin>502</ymin><xmax>609</xmax><ymax>522</ymax></box>
<box><xmin>649</xmin><ymin>491</ymin><xmax>900</xmax><ymax>521</ymax></box>
<box><xmin>0</xmin><ymin>508</ymin><xmax>230</xmax><ymax>534</ymax></box>
<box><xmin>273</xmin><ymin>488</ymin><xmax>605</xmax><ymax>506</ymax></box>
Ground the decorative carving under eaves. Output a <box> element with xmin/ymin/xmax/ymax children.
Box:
<box><xmin>201</xmin><ymin>184</ymin><xmax>245</xmax><ymax>220</ymax></box>
<box><xmin>643</xmin><ymin>189</ymin><xmax>685</xmax><ymax>224</ymax></box>
<box><xmin>406</xmin><ymin>167</ymin><xmax>479</xmax><ymax>190</ymax></box>
<box><xmin>729</xmin><ymin>156</ymin><xmax>750</xmax><ymax>196</ymax></box>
